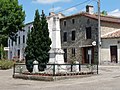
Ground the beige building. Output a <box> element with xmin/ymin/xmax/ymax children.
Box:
<box><xmin>101</xmin><ymin>30</ymin><xmax>120</xmax><ymax>64</ymax></box>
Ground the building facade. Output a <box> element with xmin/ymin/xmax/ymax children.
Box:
<box><xmin>60</xmin><ymin>13</ymin><xmax>98</xmax><ymax>64</ymax></box>
<box><xmin>101</xmin><ymin>30</ymin><xmax>120</xmax><ymax>64</ymax></box>
<box><xmin>60</xmin><ymin>6</ymin><xmax>120</xmax><ymax>64</ymax></box>
<box><xmin>8</xmin><ymin>22</ymin><xmax>33</xmax><ymax>60</ymax></box>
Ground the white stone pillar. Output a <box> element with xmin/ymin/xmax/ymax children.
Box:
<box><xmin>49</xmin><ymin>16</ymin><xmax>64</xmax><ymax>64</ymax></box>
<box><xmin>75</xmin><ymin>61</ymin><xmax>80</xmax><ymax>72</ymax></box>
<box><xmin>48</xmin><ymin>16</ymin><xmax>66</xmax><ymax>74</ymax></box>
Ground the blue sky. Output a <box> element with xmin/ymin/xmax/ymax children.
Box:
<box><xmin>18</xmin><ymin>0</ymin><xmax>120</xmax><ymax>24</ymax></box>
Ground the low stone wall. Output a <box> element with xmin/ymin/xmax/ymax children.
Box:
<box><xmin>13</xmin><ymin>72</ymin><xmax>95</xmax><ymax>81</ymax></box>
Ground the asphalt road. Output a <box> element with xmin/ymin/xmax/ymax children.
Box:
<box><xmin>0</xmin><ymin>65</ymin><xmax>120</xmax><ymax>90</ymax></box>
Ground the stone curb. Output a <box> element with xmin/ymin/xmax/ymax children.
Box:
<box><xmin>13</xmin><ymin>73</ymin><xmax>95</xmax><ymax>81</ymax></box>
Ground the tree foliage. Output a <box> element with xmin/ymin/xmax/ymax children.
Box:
<box><xmin>0</xmin><ymin>0</ymin><xmax>25</xmax><ymax>45</ymax></box>
<box><xmin>25</xmin><ymin>10</ymin><xmax>51</xmax><ymax>72</ymax></box>
<box><xmin>101</xmin><ymin>10</ymin><xmax>108</xmax><ymax>16</ymax></box>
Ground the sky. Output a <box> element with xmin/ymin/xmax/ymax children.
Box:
<box><xmin>18</xmin><ymin>0</ymin><xmax>120</xmax><ymax>24</ymax></box>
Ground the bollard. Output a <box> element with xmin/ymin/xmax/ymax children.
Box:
<box><xmin>33</xmin><ymin>60</ymin><xmax>39</xmax><ymax>73</ymax></box>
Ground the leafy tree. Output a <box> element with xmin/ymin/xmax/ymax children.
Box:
<box><xmin>25</xmin><ymin>10</ymin><xmax>51</xmax><ymax>72</ymax></box>
<box><xmin>101</xmin><ymin>10</ymin><xmax>108</xmax><ymax>16</ymax></box>
<box><xmin>0</xmin><ymin>0</ymin><xmax>25</xmax><ymax>45</ymax></box>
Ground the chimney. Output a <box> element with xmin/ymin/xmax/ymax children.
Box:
<box><xmin>86</xmin><ymin>5</ymin><xmax>94</xmax><ymax>14</ymax></box>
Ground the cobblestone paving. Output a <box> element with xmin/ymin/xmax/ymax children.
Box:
<box><xmin>0</xmin><ymin>65</ymin><xmax>120</xmax><ymax>90</ymax></box>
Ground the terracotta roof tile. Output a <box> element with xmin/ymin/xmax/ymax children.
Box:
<box><xmin>102</xmin><ymin>30</ymin><xmax>120</xmax><ymax>38</ymax></box>
<box><xmin>60</xmin><ymin>12</ymin><xmax>120</xmax><ymax>24</ymax></box>
<box><xmin>84</xmin><ymin>13</ymin><xmax>120</xmax><ymax>24</ymax></box>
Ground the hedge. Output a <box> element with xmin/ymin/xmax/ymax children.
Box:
<box><xmin>0</xmin><ymin>60</ymin><xmax>14</xmax><ymax>70</ymax></box>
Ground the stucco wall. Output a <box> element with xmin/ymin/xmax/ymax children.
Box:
<box><xmin>101</xmin><ymin>38</ymin><xmax>120</xmax><ymax>64</ymax></box>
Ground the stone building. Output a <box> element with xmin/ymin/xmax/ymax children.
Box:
<box><xmin>60</xmin><ymin>6</ymin><xmax>120</xmax><ymax>64</ymax></box>
<box><xmin>60</xmin><ymin>12</ymin><xmax>98</xmax><ymax>64</ymax></box>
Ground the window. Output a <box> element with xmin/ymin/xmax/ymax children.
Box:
<box><xmin>9</xmin><ymin>40</ymin><xmax>10</xmax><ymax>47</ymax></box>
<box><xmin>87</xmin><ymin>19</ymin><xmax>90</xmax><ymax>24</ymax></box>
<box><xmin>23</xmin><ymin>35</ymin><xmax>25</xmax><ymax>43</ymax></box>
<box><xmin>86</xmin><ymin>27</ymin><xmax>91</xmax><ymax>39</ymax></box>
<box><xmin>15</xmin><ymin>37</ymin><xmax>17</xmax><ymax>45</ymax></box>
<box><xmin>63</xmin><ymin>20</ymin><xmax>66</xmax><ymax>26</ymax></box>
<box><xmin>63</xmin><ymin>32</ymin><xmax>67</xmax><ymax>42</ymax></box>
<box><xmin>28</xmin><ymin>26</ymin><xmax>30</xmax><ymax>30</ymax></box>
<box><xmin>15</xmin><ymin>39</ymin><xmax>17</xmax><ymax>45</ymax></box>
<box><xmin>72</xmin><ymin>31</ymin><xmax>75</xmax><ymax>41</ymax></box>
<box><xmin>18</xmin><ymin>36</ymin><xmax>20</xmax><ymax>44</ymax></box>
<box><xmin>72</xmin><ymin>48</ymin><xmax>75</xmax><ymax>56</ymax></box>
<box><xmin>72</xmin><ymin>19</ymin><xmax>75</xmax><ymax>24</ymax></box>
<box><xmin>64</xmin><ymin>49</ymin><xmax>67</xmax><ymax>63</ymax></box>
<box><xmin>11</xmin><ymin>40</ymin><xmax>13</xmax><ymax>46</ymax></box>
<box><xmin>18</xmin><ymin>50</ymin><xmax>20</xmax><ymax>58</ymax></box>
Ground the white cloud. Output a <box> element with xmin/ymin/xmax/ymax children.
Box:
<box><xmin>64</xmin><ymin>7</ymin><xmax>77</xmax><ymax>15</ymax></box>
<box><xmin>32</xmin><ymin>0</ymin><xmax>71</xmax><ymax>4</ymax></box>
<box><xmin>49</xmin><ymin>7</ymin><xmax>62</xmax><ymax>12</ymax></box>
<box><xmin>108</xmin><ymin>9</ymin><xmax>120</xmax><ymax>17</ymax></box>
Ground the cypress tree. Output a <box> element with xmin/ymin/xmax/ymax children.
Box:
<box><xmin>25</xmin><ymin>10</ymin><xmax>51</xmax><ymax>72</ymax></box>
<box><xmin>40</xmin><ymin>10</ymin><xmax>51</xmax><ymax>63</ymax></box>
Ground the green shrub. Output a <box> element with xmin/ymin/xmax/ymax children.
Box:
<box><xmin>0</xmin><ymin>60</ymin><xmax>14</xmax><ymax>70</ymax></box>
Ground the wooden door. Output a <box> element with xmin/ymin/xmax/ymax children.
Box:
<box><xmin>110</xmin><ymin>46</ymin><xmax>118</xmax><ymax>63</ymax></box>
<box><xmin>82</xmin><ymin>47</ymin><xmax>94</xmax><ymax>64</ymax></box>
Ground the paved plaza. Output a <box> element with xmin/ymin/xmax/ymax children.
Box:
<box><xmin>0</xmin><ymin>65</ymin><xmax>120</xmax><ymax>90</ymax></box>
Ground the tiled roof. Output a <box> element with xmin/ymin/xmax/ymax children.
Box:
<box><xmin>101</xmin><ymin>30</ymin><xmax>120</xmax><ymax>39</ymax></box>
<box><xmin>84</xmin><ymin>13</ymin><xmax>120</xmax><ymax>24</ymax></box>
<box><xmin>60</xmin><ymin>12</ymin><xmax>120</xmax><ymax>24</ymax></box>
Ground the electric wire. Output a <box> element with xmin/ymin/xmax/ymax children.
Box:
<box><xmin>56</xmin><ymin>0</ymin><xmax>93</xmax><ymax>13</ymax></box>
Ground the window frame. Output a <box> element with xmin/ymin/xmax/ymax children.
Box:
<box><xmin>18</xmin><ymin>36</ymin><xmax>20</xmax><ymax>44</ymax></box>
<box><xmin>72</xmin><ymin>48</ymin><xmax>75</xmax><ymax>56</ymax></box>
<box><xmin>72</xmin><ymin>18</ymin><xmax>75</xmax><ymax>24</ymax></box>
<box><xmin>86</xmin><ymin>27</ymin><xmax>91</xmax><ymax>39</ymax></box>
<box><xmin>63</xmin><ymin>32</ymin><xmax>67</xmax><ymax>42</ymax></box>
<box><xmin>23</xmin><ymin>35</ymin><xmax>25</xmax><ymax>43</ymax></box>
<box><xmin>63</xmin><ymin>48</ymin><xmax>67</xmax><ymax>63</ymax></box>
<box><xmin>71</xmin><ymin>30</ymin><xmax>76</xmax><ymax>41</ymax></box>
<box><xmin>63</xmin><ymin>20</ymin><xmax>66</xmax><ymax>26</ymax></box>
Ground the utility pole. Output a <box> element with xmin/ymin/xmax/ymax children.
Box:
<box><xmin>97</xmin><ymin>0</ymin><xmax>101</xmax><ymax>74</ymax></box>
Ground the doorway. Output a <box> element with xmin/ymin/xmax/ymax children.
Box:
<box><xmin>82</xmin><ymin>47</ymin><xmax>94</xmax><ymax>64</ymax></box>
<box><xmin>110</xmin><ymin>46</ymin><xmax>118</xmax><ymax>63</ymax></box>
